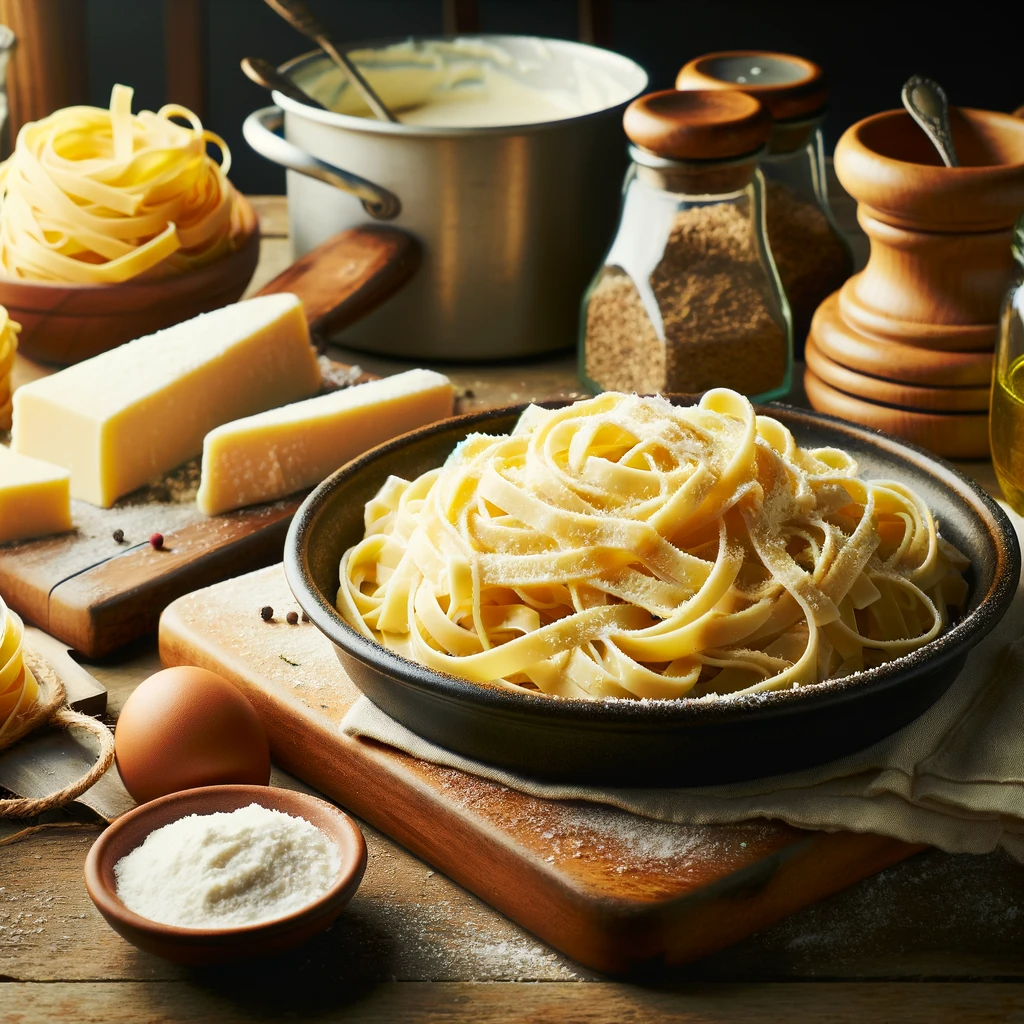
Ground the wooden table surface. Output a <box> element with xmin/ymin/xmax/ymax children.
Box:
<box><xmin>3</xmin><ymin>196</ymin><xmax>1022</xmax><ymax>1024</ymax></box>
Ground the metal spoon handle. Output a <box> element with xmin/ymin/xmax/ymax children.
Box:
<box><xmin>902</xmin><ymin>75</ymin><xmax>959</xmax><ymax>168</ymax></box>
<box><xmin>318</xmin><ymin>39</ymin><xmax>398</xmax><ymax>124</ymax></box>
<box><xmin>262</xmin><ymin>0</ymin><xmax>398</xmax><ymax>123</ymax></box>
<box><xmin>241</xmin><ymin>57</ymin><xmax>326</xmax><ymax>110</ymax></box>
<box><xmin>263</xmin><ymin>0</ymin><xmax>328</xmax><ymax>42</ymax></box>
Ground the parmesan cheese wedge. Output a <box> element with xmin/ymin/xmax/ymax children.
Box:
<box><xmin>0</xmin><ymin>447</ymin><xmax>72</xmax><ymax>544</ymax></box>
<box><xmin>11</xmin><ymin>294</ymin><xmax>322</xmax><ymax>507</ymax></box>
<box><xmin>196</xmin><ymin>369</ymin><xmax>454</xmax><ymax>516</ymax></box>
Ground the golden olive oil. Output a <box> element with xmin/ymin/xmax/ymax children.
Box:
<box><xmin>991</xmin><ymin>353</ymin><xmax>1024</xmax><ymax>514</ymax></box>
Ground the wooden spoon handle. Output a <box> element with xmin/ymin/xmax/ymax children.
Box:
<box><xmin>256</xmin><ymin>226</ymin><xmax>420</xmax><ymax>339</ymax></box>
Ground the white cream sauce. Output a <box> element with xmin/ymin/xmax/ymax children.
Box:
<box><xmin>300</xmin><ymin>38</ymin><xmax>620</xmax><ymax>127</ymax></box>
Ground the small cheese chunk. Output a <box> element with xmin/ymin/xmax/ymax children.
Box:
<box><xmin>0</xmin><ymin>447</ymin><xmax>72</xmax><ymax>544</ymax></box>
<box><xmin>11</xmin><ymin>294</ymin><xmax>321</xmax><ymax>507</ymax></box>
<box><xmin>196</xmin><ymin>369</ymin><xmax>454</xmax><ymax>515</ymax></box>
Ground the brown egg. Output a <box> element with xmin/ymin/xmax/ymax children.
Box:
<box><xmin>115</xmin><ymin>666</ymin><xmax>270</xmax><ymax>803</ymax></box>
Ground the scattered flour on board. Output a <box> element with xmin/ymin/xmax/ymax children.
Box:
<box><xmin>419</xmin><ymin>762</ymin><xmax>779</xmax><ymax>881</ymax></box>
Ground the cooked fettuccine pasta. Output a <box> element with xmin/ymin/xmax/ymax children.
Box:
<box><xmin>0</xmin><ymin>84</ymin><xmax>249</xmax><ymax>283</ymax></box>
<box><xmin>338</xmin><ymin>390</ymin><xmax>969</xmax><ymax>701</ymax></box>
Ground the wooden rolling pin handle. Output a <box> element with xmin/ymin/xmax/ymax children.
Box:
<box><xmin>255</xmin><ymin>226</ymin><xmax>421</xmax><ymax>342</ymax></box>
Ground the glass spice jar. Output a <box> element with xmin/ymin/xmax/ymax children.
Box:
<box><xmin>580</xmin><ymin>89</ymin><xmax>792</xmax><ymax>400</ymax></box>
<box><xmin>676</xmin><ymin>52</ymin><xmax>853</xmax><ymax>350</ymax></box>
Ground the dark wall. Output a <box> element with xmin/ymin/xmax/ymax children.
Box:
<box><xmin>83</xmin><ymin>0</ymin><xmax>1024</xmax><ymax>195</ymax></box>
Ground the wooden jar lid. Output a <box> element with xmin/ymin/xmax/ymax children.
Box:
<box><xmin>623</xmin><ymin>89</ymin><xmax>770</xmax><ymax>161</ymax></box>
<box><xmin>675</xmin><ymin>52</ymin><xmax>827</xmax><ymax>122</ymax></box>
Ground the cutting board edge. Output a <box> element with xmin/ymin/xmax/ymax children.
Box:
<box><xmin>159</xmin><ymin>586</ymin><xmax>927</xmax><ymax>973</ymax></box>
<box><xmin>41</xmin><ymin>504</ymin><xmax>295</xmax><ymax>657</ymax></box>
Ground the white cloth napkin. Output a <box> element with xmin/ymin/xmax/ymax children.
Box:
<box><xmin>342</xmin><ymin>506</ymin><xmax>1024</xmax><ymax>861</ymax></box>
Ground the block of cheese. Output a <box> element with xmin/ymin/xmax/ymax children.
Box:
<box><xmin>11</xmin><ymin>294</ymin><xmax>321</xmax><ymax>507</ymax></box>
<box><xmin>196</xmin><ymin>369</ymin><xmax>454</xmax><ymax>515</ymax></box>
<box><xmin>0</xmin><ymin>447</ymin><xmax>72</xmax><ymax>544</ymax></box>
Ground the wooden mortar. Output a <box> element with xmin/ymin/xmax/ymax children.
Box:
<box><xmin>806</xmin><ymin>107</ymin><xmax>1024</xmax><ymax>457</ymax></box>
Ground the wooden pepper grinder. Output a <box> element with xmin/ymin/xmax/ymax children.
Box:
<box><xmin>805</xmin><ymin>107</ymin><xmax>1024</xmax><ymax>458</ymax></box>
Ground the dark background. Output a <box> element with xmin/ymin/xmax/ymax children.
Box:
<box><xmin>79</xmin><ymin>0</ymin><xmax>1023</xmax><ymax>195</ymax></box>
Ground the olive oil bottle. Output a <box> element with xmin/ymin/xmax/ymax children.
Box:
<box><xmin>992</xmin><ymin>214</ymin><xmax>1024</xmax><ymax>515</ymax></box>
<box><xmin>991</xmin><ymin>353</ymin><xmax>1024</xmax><ymax>515</ymax></box>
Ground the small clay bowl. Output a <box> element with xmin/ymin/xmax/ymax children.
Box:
<box><xmin>0</xmin><ymin>195</ymin><xmax>260</xmax><ymax>366</ymax></box>
<box><xmin>83</xmin><ymin>784</ymin><xmax>366</xmax><ymax>965</ymax></box>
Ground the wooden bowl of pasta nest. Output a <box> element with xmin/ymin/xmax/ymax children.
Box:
<box><xmin>0</xmin><ymin>196</ymin><xmax>260</xmax><ymax>366</ymax></box>
<box><xmin>285</xmin><ymin>399</ymin><xmax>1019</xmax><ymax>786</ymax></box>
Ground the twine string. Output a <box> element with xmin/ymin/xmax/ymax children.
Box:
<box><xmin>0</xmin><ymin>649</ymin><xmax>116</xmax><ymax>819</ymax></box>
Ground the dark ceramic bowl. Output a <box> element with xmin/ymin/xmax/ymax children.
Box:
<box><xmin>84</xmin><ymin>785</ymin><xmax>366</xmax><ymax>964</ymax></box>
<box><xmin>285</xmin><ymin>402</ymin><xmax>1020</xmax><ymax>786</ymax></box>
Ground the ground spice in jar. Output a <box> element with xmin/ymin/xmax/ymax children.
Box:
<box><xmin>764</xmin><ymin>181</ymin><xmax>851</xmax><ymax>345</ymax></box>
<box><xmin>584</xmin><ymin>200</ymin><xmax>788</xmax><ymax>396</ymax></box>
<box><xmin>584</xmin><ymin>273</ymin><xmax>666</xmax><ymax>395</ymax></box>
<box><xmin>672</xmin><ymin>54</ymin><xmax>853</xmax><ymax>351</ymax></box>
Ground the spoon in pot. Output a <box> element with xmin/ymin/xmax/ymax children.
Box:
<box><xmin>902</xmin><ymin>75</ymin><xmax>959</xmax><ymax>167</ymax></box>
<box><xmin>262</xmin><ymin>0</ymin><xmax>398</xmax><ymax>123</ymax></box>
<box><xmin>241</xmin><ymin>57</ymin><xmax>326</xmax><ymax>110</ymax></box>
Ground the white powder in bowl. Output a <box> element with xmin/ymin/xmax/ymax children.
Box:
<box><xmin>114</xmin><ymin>802</ymin><xmax>342</xmax><ymax>929</ymax></box>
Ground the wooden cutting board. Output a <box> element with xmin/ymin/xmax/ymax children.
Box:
<box><xmin>0</xmin><ymin>227</ymin><xmax>417</xmax><ymax>658</ymax></box>
<box><xmin>159</xmin><ymin>563</ymin><xmax>922</xmax><ymax>974</ymax></box>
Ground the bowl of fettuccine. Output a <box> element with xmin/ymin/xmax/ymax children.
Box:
<box><xmin>0</xmin><ymin>85</ymin><xmax>259</xmax><ymax>364</ymax></box>
<box><xmin>285</xmin><ymin>392</ymin><xmax>1019</xmax><ymax>786</ymax></box>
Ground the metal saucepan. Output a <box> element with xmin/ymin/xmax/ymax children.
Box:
<box><xmin>243</xmin><ymin>35</ymin><xmax>648</xmax><ymax>361</ymax></box>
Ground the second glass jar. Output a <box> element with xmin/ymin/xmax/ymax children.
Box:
<box><xmin>676</xmin><ymin>52</ymin><xmax>853</xmax><ymax>349</ymax></box>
